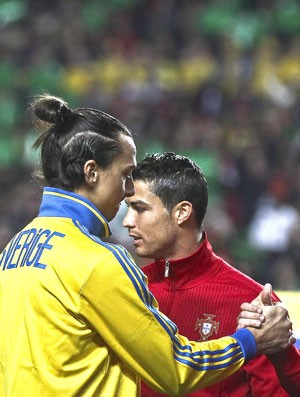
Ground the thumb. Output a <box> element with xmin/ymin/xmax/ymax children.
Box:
<box><xmin>260</xmin><ymin>283</ymin><xmax>273</xmax><ymax>306</ymax></box>
<box><xmin>251</xmin><ymin>283</ymin><xmax>273</xmax><ymax>306</ymax></box>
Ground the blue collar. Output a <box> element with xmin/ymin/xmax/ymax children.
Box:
<box><xmin>38</xmin><ymin>187</ymin><xmax>111</xmax><ymax>238</ymax></box>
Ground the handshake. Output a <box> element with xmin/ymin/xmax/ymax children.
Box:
<box><xmin>237</xmin><ymin>283</ymin><xmax>296</xmax><ymax>355</ymax></box>
<box><xmin>237</xmin><ymin>283</ymin><xmax>300</xmax><ymax>396</ymax></box>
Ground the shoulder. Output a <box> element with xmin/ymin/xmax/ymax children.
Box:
<box><xmin>216</xmin><ymin>258</ymin><xmax>265</xmax><ymax>296</ymax></box>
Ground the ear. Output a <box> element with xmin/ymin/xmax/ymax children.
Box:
<box><xmin>173</xmin><ymin>201</ymin><xmax>193</xmax><ymax>225</ymax></box>
<box><xmin>83</xmin><ymin>160</ymin><xmax>98</xmax><ymax>186</ymax></box>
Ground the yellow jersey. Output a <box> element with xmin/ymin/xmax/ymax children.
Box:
<box><xmin>0</xmin><ymin>187</ymin><xmax>256</xmax><ymax>396</ymax></box>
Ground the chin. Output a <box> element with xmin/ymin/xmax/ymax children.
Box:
<box><xmin>136</xmin><ymin>249</ymin><xmax>153</xmax><ymax>258</ymax></box>
<box><xmin>108</xmin><ymin>210</ymin><xmax>119</xmax><ymax>222</ymax></box>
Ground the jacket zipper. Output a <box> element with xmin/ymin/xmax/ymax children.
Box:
<box><xmin>164</xmin><ymin>260</ymin><xmax>176</xmax><ymax>314</ymax></box>
<box><xmin>164</xmin><ymin>260</ymin><xmax>170</xmax><ymax>277</ymax></box>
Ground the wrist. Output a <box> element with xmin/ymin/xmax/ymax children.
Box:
<box><xmin>232</xmin><ymin>328</ymin><xmax>257</xmax><ymax>363</ymax></box>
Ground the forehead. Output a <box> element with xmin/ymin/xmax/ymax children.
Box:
<box><xmin>132</xmin><ymin>180</ymin><xmax>152</xmax><ymax>196</ymax></box>
<box><xmin>127</xmin><ymin>180</ymin><xmax>164</xmax><ymax>206</ymax></box>
<box><xmin>117</xmin><ymin>135</ymin><xmax>137</xmax><ymax>168</ymax></box>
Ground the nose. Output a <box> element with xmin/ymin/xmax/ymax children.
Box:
<box><xmin>122</xmin><ymin>208</ymin><xmax>134</xmax><ymax>228</ymax></box>
<box><xmin>125</xmin><ymin>177</ymin><xmax>135</xmax><ymax>197</ymax></box>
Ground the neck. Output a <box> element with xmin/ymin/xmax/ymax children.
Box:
<box><xmin>166</xmin><ymin>231</ymin><xmax>204</xmax><ymax>261</ymax></box>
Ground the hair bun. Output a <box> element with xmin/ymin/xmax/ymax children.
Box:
<box><xmin>55</xmin><ymin>102</ymin><xmax>72</xmax><ymax>126</ymax></box>
<box><xmin>32</xmin><ymin>94</ymin><xmax>72</xmax><ymax>126</ymax></box>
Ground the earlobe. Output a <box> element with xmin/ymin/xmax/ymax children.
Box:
<box><xmin>91</xmin><ymin>172</ymin><xmax>97</xmax><ymax>183</ymax></box>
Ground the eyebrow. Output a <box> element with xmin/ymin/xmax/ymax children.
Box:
<box><xmin>125</xmin><ymin>199</ymin><xmax>149</xmax><ymax>207</ymax></box>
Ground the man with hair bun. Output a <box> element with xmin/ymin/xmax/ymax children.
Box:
<box><xmin>0</xmin><ymin>96</ymin><xmax>295</xmax><ymax>397</ymax></box>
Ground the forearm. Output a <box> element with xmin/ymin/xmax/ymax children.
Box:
<box><xmin>90</xmin><ymin>305</ymin><xmax>255</xmax><ymax>395</ymax></box>
<box><xmin>269</xmin><ymin>345</ymin><xmax>300</xmax><ymax>397</ymax></box>
<box><xmin>80</xmin><ymin>256</ymin><xmax>256</xmax><ymax>395</ymax></box>
<box><xmin>243</xmin><ymin>354</ymin><xmax>291</xmax><ymax>396</ymax></box>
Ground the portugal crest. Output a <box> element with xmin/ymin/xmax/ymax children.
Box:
<box><xmin>195</xmin><ymin>314</ymin><xmax>220</xmax><ymax>341</ymax></box>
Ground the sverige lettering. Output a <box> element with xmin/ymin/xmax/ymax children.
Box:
<box><xmin>0</xmin><ymin>228</ymin><xmax>65</xmax><ymax>270</ymax></box>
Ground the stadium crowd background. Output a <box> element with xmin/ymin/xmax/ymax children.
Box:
<box><xmin>0</xmin><ymin>0</ymin><xmax>300</xmax><ymax>291</ymax></box>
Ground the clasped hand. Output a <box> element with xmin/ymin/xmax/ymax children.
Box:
<box><xmin>237</xmin><ymin>283</ymin><xmax>295</xmax><ymax>355</ymax></box>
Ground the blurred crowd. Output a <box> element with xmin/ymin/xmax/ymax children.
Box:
<box><xmin>0</xmin><ymin>0</ymin><xmax>300</xmax><ymax>289</ymax></box>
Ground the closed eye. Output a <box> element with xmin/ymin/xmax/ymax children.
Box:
<box><xmin>135</xmin><ymin>206</ymin><xmax>146</xmax><ymax>213</ymax></box>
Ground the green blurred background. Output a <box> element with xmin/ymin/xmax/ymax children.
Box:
<box><xmin>0</xmin><ymin>0</ymin><xmax>300</xmax><ymax>295</ymax></box>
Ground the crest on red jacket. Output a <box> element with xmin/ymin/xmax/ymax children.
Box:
<box><xmin>195</xmin><ymin>314</ymin><xmax>220</xmax><ymax>341</ymax></box>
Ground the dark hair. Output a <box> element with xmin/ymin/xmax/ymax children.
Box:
<box><xmin>133</xmin><ymin>152</ymin><xmax>208</xmax><ymax>228</ymax></box>
<box><xmin>31</xmin><ymin>94</ymin><xmax>133</xmax><ymax>189</ymax></box>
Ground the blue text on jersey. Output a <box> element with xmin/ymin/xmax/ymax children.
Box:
<box><xmin>0</xmin><ymin>228</ymin><xmax>65</xmax><ymax>271</ymax></box>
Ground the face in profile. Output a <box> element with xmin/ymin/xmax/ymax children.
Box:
<box><xmin>91</xmin><ymin>135</ymin><xmax>137</xmax><ymax>221</ymax></box>
<box><xmin>123</xmin><ymin>180</ymin><xmax>179</xmax><ymax>259</ymax></box>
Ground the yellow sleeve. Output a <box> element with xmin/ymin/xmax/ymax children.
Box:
<box><xmin>80</xmin><ymin>244</ymin><xmax>256</xmax><ymax>395</ymax></box>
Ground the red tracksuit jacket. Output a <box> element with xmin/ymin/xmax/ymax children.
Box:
<box><xmin>141</xmin><ymin>233</ymin><xmax>299</xmax><ymax>396</ymax></box>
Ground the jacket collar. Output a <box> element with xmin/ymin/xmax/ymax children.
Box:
<box><xmin>38</xmin><ymin>187</ymin><xmax>111</xmax><ymax>238</ymax></box>
<box><xmin>152</xmin><ymin>233</ymin><xmax>221</xmax><ymax>287</ymax></box>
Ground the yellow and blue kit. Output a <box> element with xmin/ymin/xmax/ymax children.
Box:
<box><xmin>0</xmin><ymin>187</ymin><xmax>257</xmax><ymax>396</ymax></box>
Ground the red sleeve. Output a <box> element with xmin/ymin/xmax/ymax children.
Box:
<box><xmin>242</xmin><ymin>354</ymin><xmax>290</xmax><ymax>396</ymax></box>
<box><xmin>268</xmin><ymin>345</ymin><xmax>300</xmax><ymax>397</ymax></box>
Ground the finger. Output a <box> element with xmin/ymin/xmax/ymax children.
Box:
<box><xmin>240</xmin><ymin>302</ymin><xmax>263</xmax><ymax>314</ymax></box>
<box><xmin>237</xmin><ymin>318</ymin><xmax>263</xmax><ymax>329</ymax></box>
<box><xmin>250</xmin><ymin>283</ymin><xmax>273</xmax><ymax>306</ymax></box>
<box><xmin>264</xmin><ymin>283</ymin><xmax>272</xmax><ymax>294</ymax></box>
<box><xmin>238</xmin><ymin>310</ymin><xmax>265</xmax><ymax>321</ymax></box>
<box><xmin>260</xmin><ymin>283</ymin><xmax>273</xmax><ymax>306</ymax></box>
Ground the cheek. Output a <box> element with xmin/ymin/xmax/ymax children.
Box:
<box><xmin>113</xmin><ymin>178</ymin><xmax>126</xmax><ymax>197</ymax></box>
<box><xmin>144</xmin><ymin>228</ymin><xmax>175</xmax><ymax>258</ymax></box>
<box><xmin>144</xmin><ymin>219</ymin><xmax>173</xmax><ymax>245</ymax></box>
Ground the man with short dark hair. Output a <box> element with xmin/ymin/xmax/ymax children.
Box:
<box><xmin>123</xmin><ymin>152</ymin><xmax>299</xmax><ymax>397</ymax></box>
